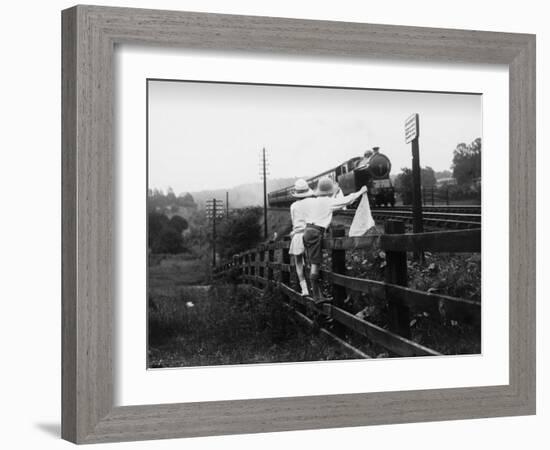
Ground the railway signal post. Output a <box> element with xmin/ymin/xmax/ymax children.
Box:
<box><xmin>405</xmin><ymin>113</ymin><xmax>424</xmax><ymax>260</ymax></box>
<box><xmin>405</xmin><ymin>113</ymin><xmax>424</xmax><ymax>234</ymax></box>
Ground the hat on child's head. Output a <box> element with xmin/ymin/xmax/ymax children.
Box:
<box><xmin>315</xmin><ymin>177</ymin><xmax>336</xmax><ymax>197</ymax></box>
<box><xmin>292</xmin><ymin>179</ymin><xmax>314</xmax><ymax>198</ymax></box>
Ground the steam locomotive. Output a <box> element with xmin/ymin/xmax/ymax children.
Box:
<box><xmin>268</xmin><ymin>147</ymin><xmax>396</xmax><ymax>208</ymax></box>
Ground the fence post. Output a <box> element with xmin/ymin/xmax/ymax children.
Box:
<box><xmin>267</xmin><ymin>246</ymin><xmax>274</xmax><ymax>289</ymax></box>
<box><xmin>384</xmin><ymin>220</ymin><xmax>411</xmax><ymax>339</ymax></box>
<box><xmin>257</xmin><ymin>249</ymin><xmax>262</xmax><ymax>288</ymax></box>
<box><xmin>275</xmin><ymin>247</ymin><xmax>282</xmax><ymax>284</ymax></box>
<box><xmin>431</xmin><ymin>186</ymin><xmax>435</xmax><ymax>205</ymax></box>
<box><xmin>331</xmin><ymin>227</ymin><xmax>347</xmax><ymax>308</ymax></box>
<box><xmin>250</xmin><ymin>251</ymin><xmax>254</xmax><ymax>284</ymax></box>
<box><xmin>258</xmin><ymin>246</ymin><xmax>265</xmax><ymax>283</ymax></box>
<box><xmin>281</xmin><ymin>245</ymin><xmax>290</xmax><ymax>287</ymax></box>
<box><xmin>252</xmin><ymin>251</ymin><xmax>257</xmax><ymax>286</ymax></box>
<box><xmin>446</xmin><ymin>186</ymin><xmax>450</xmax><ymax>205</ymax></box>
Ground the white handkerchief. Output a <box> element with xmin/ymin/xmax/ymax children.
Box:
<box><xmin>349</xmin><ymin>193</ymin><xmax>375</xmax><ymax>237</ymax></box>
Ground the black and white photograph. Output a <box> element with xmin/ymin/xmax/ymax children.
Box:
<box><xmin>147</xmin><ymin>79</ymin><xmax>482</xmax><ymax>368</ymax></box>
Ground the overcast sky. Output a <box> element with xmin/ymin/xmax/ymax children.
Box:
<box><xmin>148</xmin><ymin>80</ymin><xmax>481</xmax><ymax>194</ymax></box>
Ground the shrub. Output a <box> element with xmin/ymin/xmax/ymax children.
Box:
<box><xmin>148</xmin><ymin>212</ymin><xmax>169</xmax><ymax>247</ymax></box>
<box><xmin>169</xmin><ymin>215</ymin><xmax>188</xmax><ymax>233</ymax></box>
<box><xmin>216</xmin><ymin>207</ymin><xmax>262</xmax><ymax>259</ymax></box>
<box><xmin>152</xmin><ymin>226</ymin><xmax>185</xmax><ymax>254</ymax></box>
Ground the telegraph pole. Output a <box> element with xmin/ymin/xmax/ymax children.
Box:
<box><xmin>212</xmin><ymin>199</ymin><xmax>217</xmax><ymax>267</ymax></box>
<box><xmin>206</xmin><ymin>198</ymin><xmax>223</xmax><ymax>267</ymax></box>
<box><xmin>211</xmin><ymin>198</ymin><xmax>217</xmax><ymax>267</ymax></box>
<box><xmin>260</xmin><ymin>147</ymin><xmax>269</xmax><ymax>240</ymax></box>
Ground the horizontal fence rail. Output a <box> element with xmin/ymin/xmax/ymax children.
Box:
<box><xmin>278</xmin><ymin>282</ymin><xmax>441</xmax><ymax>357</ymax></box>
<box><xmin>213</xmin><ymin>220</ymin><xmax>481</xmax><ymax>357</ymax></box>
<box><xmin>321</xmin><ymin>271</ymin><xmax>481</xmax><ymax>326</ymax></box>
<box><xmin>262</xmin><ymin>228</ymin><xmax>481</xmax><ymax>253</ymax></box>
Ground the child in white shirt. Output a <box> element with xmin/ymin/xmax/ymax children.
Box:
<box><xmin>289</xmin><ymin>179</ymin><xmax>314</xmax><ymax>296</ymax></box>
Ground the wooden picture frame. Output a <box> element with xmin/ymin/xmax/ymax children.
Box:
<box><xmin>61</xmin><ymin>5</ymin><xmax>536</xmax><ymax>444</ymax></box>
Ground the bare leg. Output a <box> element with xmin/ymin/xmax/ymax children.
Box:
<box><xmin>309</xmin><ymin>264</ymin><xmax>332</xmax><ymax>304</ymax></box>
<box><xmin>294</xmin><ymin>254</ymin><xmax>305</xmax><ymax>282</ymax></box>
<box><xmin>310</xmin><ymin>263</ymin><xmax>319</xmax><ymax>278</ymax></box>
<box><xmin>294</xmin><ymin>254</ymin><xmax>309</xmax><ymax>295</ymax></box>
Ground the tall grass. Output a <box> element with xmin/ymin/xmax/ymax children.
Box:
<box><xmin>335</xmin><ymin>246</ymin><xmax>481</xmax><ymax>355</ymax></box>
<box><xmin>148</xmin><ymin>285</ymin><xmax>358</xmax><ymax>368</ymax></box>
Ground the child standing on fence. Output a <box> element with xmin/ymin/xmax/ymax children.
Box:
<box><xmin>301</xmin><ymin>177</ymin><xmax>367</xmax><ymax>303</ymax></box>
<box><xmin>289</xmin><ymin>179</ymin><xmax>314</xmax><ymax>296</ymax></box>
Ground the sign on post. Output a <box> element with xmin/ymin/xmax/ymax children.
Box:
<box><xmin>405</xmin><ymin>113</ymin><xmax>419</xmax><ymax>144</ymax></box>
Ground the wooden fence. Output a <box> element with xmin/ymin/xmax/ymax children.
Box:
<box><xmin>213</xmin><ymin>220</ymin><xmax>481</xmax><ymax>358</ymax></box>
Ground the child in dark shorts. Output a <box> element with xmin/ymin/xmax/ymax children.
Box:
<box><xmin>301</xmin><ymin>177</ymin><xmax>367</xmax><ymax>303</ymax></box>
<box><xmin>302</xmin><ymin>224</ymin><xmax>325</xmax><ymax>266</ymax></box>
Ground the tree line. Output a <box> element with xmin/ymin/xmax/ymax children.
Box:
<box><xmin>451</xmin><ymin>137</ymin><xmax>481</xmax><ymax>184</ymax></box>
<box><xmin>148</xmin><ymin>188</ymin><xmax>197</xmax><ymax>214</ymax></box>
<box><xmin>394</xmin><ymin>137</ymin><xmax>481</xmax><ymax>204</ymax></box>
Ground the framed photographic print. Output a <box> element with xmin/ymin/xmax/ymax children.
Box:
<box><xmin>62</xmin><ymin>5</ymin><xmax>536</xmax><ymax>444</ymax></box>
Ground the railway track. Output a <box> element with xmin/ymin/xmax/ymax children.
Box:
<box><xmin>270</xmin><ymin>205</ymin><xmax>480</xmax><ymax>214</ymax></box>
<box><xmin>368</xmin><ymin>210</ymin><xmax>480</xmax><ymax>229</ymax></box>
<box><xmin>269</xmin><ymin>205</ymin><xmax>481</xmax><ymax>229</ymax></box>
<box><xmin>374</xmin><ymin>205</ymin><xmax>481</xmax><ymax>214</ymax></box>
<box><xmin>339</xmin><ymin>209</ymin><xmax>480</xmax><ymax>229</ymax></box>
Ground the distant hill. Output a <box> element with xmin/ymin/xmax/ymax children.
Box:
<box><xmin>190</xmin><ymin>178</ymin><xmax>298</xmax><ymax>209</ymax></box>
